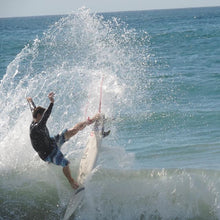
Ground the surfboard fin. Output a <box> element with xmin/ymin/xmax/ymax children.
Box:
<box><xmin>103</xmin><ymin>130</ymin><xmax>110</xmax><ymax>138</ymax></box>
<box><xmin>75</xmin><ymin>186</ymin><xmax>85</xmax><ymax>195</ymax></box>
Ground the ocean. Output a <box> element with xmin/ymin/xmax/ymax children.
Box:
<box><xmin>0</xmin><ymin>6</ymin><xmax>220</xmax><ymax>220</ymax></box>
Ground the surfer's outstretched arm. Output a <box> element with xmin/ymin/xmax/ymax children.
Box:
<box><xmin>27</xmin><ymin>97</ymin><xmax>36</xmax><ymax>113</ymax></box>
<box><xmin>64</xmin><ymin>113</ymin><xmax>101</xmax><ymax>140</ymax></box>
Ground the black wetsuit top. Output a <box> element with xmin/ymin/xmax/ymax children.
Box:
<box><xmin>30</xmin><ymin>103</ymin><xmax>54</xmax><ymax>160</ymax></box>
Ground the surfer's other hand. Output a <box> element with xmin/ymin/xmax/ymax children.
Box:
<box><xmin>26</xmin><ymin>97</ymin><xmax>32</xmax><ymax>102</ymax></box>
<box><xmin>48</xmin><ymin>92</ymin><xmax>55</xmax><ymax>103</ymax></box>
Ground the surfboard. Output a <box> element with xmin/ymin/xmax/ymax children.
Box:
<box><xmin>63</xmin><ymin>186</ymin><xmax>85</xmax><ymax>220</ymax></box>
<box><xmin>77</xmin><ymin>116</ymin><xmax>104</xmax><ymax>185</ymax></box>
<box><xmin>63</xmin><ymin>114</ymin><xmax>108</xmax><ymax>220</ymax></box>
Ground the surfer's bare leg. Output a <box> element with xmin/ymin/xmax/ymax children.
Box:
<box><xmin>64</xmin><ymin>113</ymin><xmax>101</xmax><ymax>140</ymax></box>
<box><xmin>63</xmin><ymin>165</ymin><xmax>79</xmax><ymax>189</ymax></box>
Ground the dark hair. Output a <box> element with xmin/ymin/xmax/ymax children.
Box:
<box><xmin>33</xmin><ymin>106</ymin><xmax>46</xmax><ymax>119</ymax></box>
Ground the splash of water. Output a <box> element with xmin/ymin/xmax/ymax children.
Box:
<box><xmin>0</xmin><ymin>4</ymin><xmax>148</xmax><ymax>203</ymax></box>
<box><xmin>0</xmin><ymin>8</ymin><xmax>150</xmax><ymax>219</ymax></box>
<box><xmin>0</xmin><ymin>8</ymin><xmax>151</xmax><ymax>219</ymax></box>
<box><xmin>0</xmin><ymin>7</ymin><xmax>148</xmax><ymax>138</ymax></box>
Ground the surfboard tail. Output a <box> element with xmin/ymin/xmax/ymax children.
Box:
<box><xmin>63</xmin><ymin>187</ymin><xmax>85</xmax><ymax>220</ymax></box>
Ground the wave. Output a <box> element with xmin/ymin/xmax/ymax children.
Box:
<box><xmin>1</xmin><ymin>167</ymin><xmax>220</xmax><ymax>219</ymax></box>
<box><xmin>80</xmin><ymin>168</ymin><xmax>220</xmax><ymax>220</ymax></box>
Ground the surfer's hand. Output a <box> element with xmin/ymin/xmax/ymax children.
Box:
<box><xmin>26</xmin><ymin>97</ymin><xmax>32</xmax><ymax>102</ymax></box>
<box><xmin>48</xmin><ymin>92</ymin><xmax>55</xmax><ymax>103</ymax></box>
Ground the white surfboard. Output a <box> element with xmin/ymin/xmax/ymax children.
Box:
<box><xmin>63</xmin><ymin>187</ymin><xmax>85</xmax><ymax>220</ymax></box>
<box><xmin>63</xmin><ymin>115</ymin><xmax>107</xmax><ymax>220</ymax></box>
<box><xmin>77</xmin><ymin>116</ymin><xmax>104</xmax><ymax>185</ymax></box>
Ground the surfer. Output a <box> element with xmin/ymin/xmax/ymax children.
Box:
<box><xmin>27</xmin><ymin>92</ymin><xmax>100</xmax><ymax>189</ymax></box>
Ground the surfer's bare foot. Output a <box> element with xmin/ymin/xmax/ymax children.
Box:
<box><xmin>87</xmin><ymin>113</ymin><xmax>101</xmax><ymax>125</ymax></box>
<box><xmin>70</xmin><ymin>179</ymin><xmax>79</xmax><ymax>189</ymax></box>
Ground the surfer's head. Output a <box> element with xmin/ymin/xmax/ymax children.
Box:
<box><xmin>33</xmin><ymin>106</ymin><xmax>46</xmax><ymax>119</ymax></box>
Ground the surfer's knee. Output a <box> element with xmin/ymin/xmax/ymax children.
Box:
<box><xmin>64</xmin><ymin>161</ymin><xmax>70</xmax><ymax>167</ymax></box>
<box><xmin>64</xmin><ymin>129</ymin><xmax>75</xmax><ymax>140</ymax></box>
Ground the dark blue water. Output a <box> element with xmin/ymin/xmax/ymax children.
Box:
<box><xmin>0</xmin><ymin>7</ymin><xmax>220</xmax><ymax>220</ymax></box>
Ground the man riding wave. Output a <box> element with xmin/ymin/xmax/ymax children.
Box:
<box><xmin>27</xmin><ymin>92</ymin><xmax>100</xmax><ymax>189</ymax></box>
